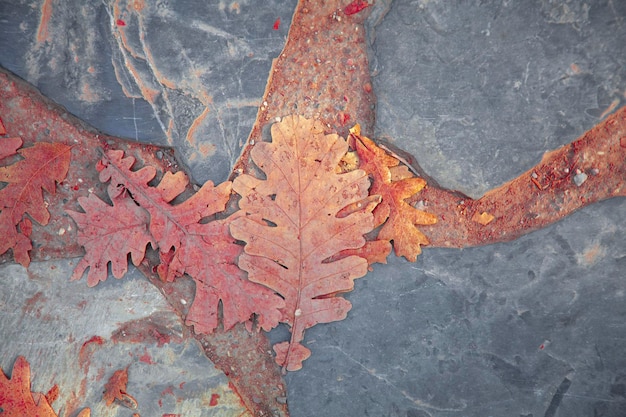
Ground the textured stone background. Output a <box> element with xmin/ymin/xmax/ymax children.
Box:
<box><xmin>1</xmin><ymin>1</ymin><xmax>625</xmax><ymax>416</ymax></box>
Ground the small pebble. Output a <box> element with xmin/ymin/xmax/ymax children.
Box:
<box><xmin>573</xmin><ymin>172</ymin><xmax>588</xmax><ymax>186</ymax></box>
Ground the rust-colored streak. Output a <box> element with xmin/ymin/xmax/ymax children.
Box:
<box><xmin>36</xmin><ymin>0</ymin><xmax>54</xmax><ymax>43</ymax></box>
<box><xmin>231</xmin><ymin>0</ymin><xmax>376</xmax><ymax>179</ymax></box>
<box><xmin>599</xmin><ymin>98</ymin><xmax>620</xmax><ymax>120</ymax></box>
<box><xmin>186</xmin><ymin>107</ymin><xmax>210</xmax><ymax>148</ymax></box>
<box><xmin>78</xmin><ymin>335</ymin><xmax>106</xmax><ymax>371</ymax></box>
<box><xmin>415</xmin><ymin>105</ymin><xmax>626</xmax><ymax>248</ymax></box>
<box><xmin>21</xmin><ymin>291</ymin><xmax>47</xmax><ymax>318</ymax></box>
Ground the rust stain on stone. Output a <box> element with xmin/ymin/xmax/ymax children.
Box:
<box><xmin>36</xmin><ymin>0</ymin><xmax>54</xmax><ymax>43</ymax></box>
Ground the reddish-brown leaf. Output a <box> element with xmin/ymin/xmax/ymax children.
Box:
<box><xmin>67</xmin><ymin>193</ymin><xmax>155</xmax><ymax>286</ymax></box>
<box><xmin>180</xmin><ymin>216</ymin><xmax>283</xmax><ymax>334</ymax></box>
<box><xmin>71</xmin><ymin>150</ymin><xmax>283</xmax><ymax>333</ymax></box>
<box><xmin>96</xmin><ymin>150</ymin><xmax>229</xmax><ymax>280</ymax></box>
<box><xmin>0</xmin><ymin>142</ymin><xmax>71</xmax><ymax>266</ymax></box>
<box><xmin>0</xmin><ymin>356</ymin><xmax>91</xmax><ymax>417</ymax></box>
<box><xmin>102</xmin><ymin>368</ymin><xmax>137</xmax><ymax>409</ymax></box>
<box><xmin>230</xmin><ymin>115</ymin><xmax>374</xmax><ymax>371</ymax></box>
<box><xmin>350</xmin><ymin>126</ymin><xmax>437</xmax><ymax>262</ymax></box>
<box><xmin>0</xmin><ymin>137</ymin><xmax>22</xmax><ymax>160</ymax></box>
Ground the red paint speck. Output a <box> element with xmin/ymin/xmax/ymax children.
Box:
<box><xmin>344</xmin><ymin>0</ymin><xmax>370</xmax><ymax>16</ymax></box>
<box><xmin>539</xmin><ymin>343</ymin><xmax>545</xmax><ymax>350</ymax></box>
<box><xmin>117</xmin><ymin>19</ymin><xmax>126</xmax><ymax>26</ymax></box>
<box><xmin>273</xmin><ymin>17</ymin><xmax>280</xmax><ymax>30</ymax></box>
<box><xmin>179</xmin><ymin>381</ymin><xmax>185</xmax><ymax>389</ymax></box>
<box><xmin>209</xmin><ymin>393</ymin><xmax>220</xmax><ymax>406</ymax></box>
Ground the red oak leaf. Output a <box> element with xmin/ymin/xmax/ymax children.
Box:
<box><xmin>70</xmin><ymin>150</ymin><xmax>283</xmax><ymax>333</ymax></box>
<box><xmin>230</xmin><ymin>115</ymin><xmax>374</xmax><ymax>371</ymax></box>
<box><xmin>0</xmin><ymin>136</ymin><xmax>22</xmax><ymax>160</ymax></box>
<box><xmin>67</xmin><ymin>193</ymin><xmax>155</xmax><ymax>286</ymax></box>
<box><xmin>350</xmin><ymin>125</ymin><xmax>437</xmax><ymax>262</ymax></box>
<box><xmin>178</xmin><ymin>216</ymin><xmax>283</xmax><ymax>334</ymax></box>
<box><xmin>0</xmin><ymin>356</ymin><xmax>91</xmax><ymax>417</ymax></box>
<box><xmin>96</xmin><ymin>150</ymin><xmax>228</xmax><ymax>279</ymax></box>
<box><xmin>0</xmin><ymin>142</ymin><xmax>71</xmax><ymax>266</ymax></box>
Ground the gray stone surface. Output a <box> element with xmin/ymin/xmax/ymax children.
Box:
<box><xmin>0</xmin><ymin>260</ymin><xmax>245</xmax><ymax>416</ymax></box>
<box><xmin>371</xmin><ymin>0</ymin><xmax>626</xmax><ymax>198</ymax></box>
<box><xmin>1</xmin><ymin>1</ymin><xmax>625</xmax><ymax>417</ymax></box>
<box><xmin>282</xmin><ymin>197</ymin><xmax>626</xmax><ymax>417</ymax></box>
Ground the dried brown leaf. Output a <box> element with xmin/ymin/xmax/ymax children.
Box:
<box><xmin>230</xmin><ymin>115</ymin><xmax>374</xmax><ymax>371</ymax></box>
<box><xmin>67</xmin><ymin>193</ymin><xmax>155</xmax><ymax>286</ymax></box>
<box><xmin>0</xmin><ymin>142</ymin><xmax>71</xmax><ymax>266</ymax></box>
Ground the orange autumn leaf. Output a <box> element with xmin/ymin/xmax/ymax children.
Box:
<box><xmin>350</xmin><ymin>126</ymin><xmax>437</xmax><ymax>262</ymax></box>
<box><xmin>69</xmin><ymin>150</ymin><xmax>283</xmax><ymax>333</ymax></box>
<box><xmin>230</xmin><ymin>115</ymin><xmax>375</xmax><ymax>371</ymax></box>
<box><xmin>103</xmin><ymin>368</ymin><xmax>137</xmax><ymax>409</ymax></box>
<box><xmin>0</xmin><ymin>142</ymin><xmax>71</xmax><ymax>266</ymax></box>
<box><xmin>0</xmin><ymin>356</ymin><xmax>91</xmax><ymax>417</ymax></box>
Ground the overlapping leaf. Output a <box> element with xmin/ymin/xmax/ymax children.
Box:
<box><xmin>0</xmin><ymin>356</ymin><xmax>90</xmax><ymax>417</ymax></box>
<box><xmin>67</xmin><ymin>193</ymin><xmax>155</xmax><ymax>286</ymax></box>
<box><xmin>69</xmin><ymin>150</ymin><xmax>283</xmax><ymax>333</ymax></box>
<box><xmin>0</xmin><ymin>141</ymin><xmax>71</xmax><ymax>266</ymax></box>
<box><xmin>230</xmin><ymin>115</ymin><xmax>375</xmax><ymax>371</ymax></box>
<box><xmin>349</xmin><ymin>125</ymin><xmax>437</xmax><ymax>262</ymax></box>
